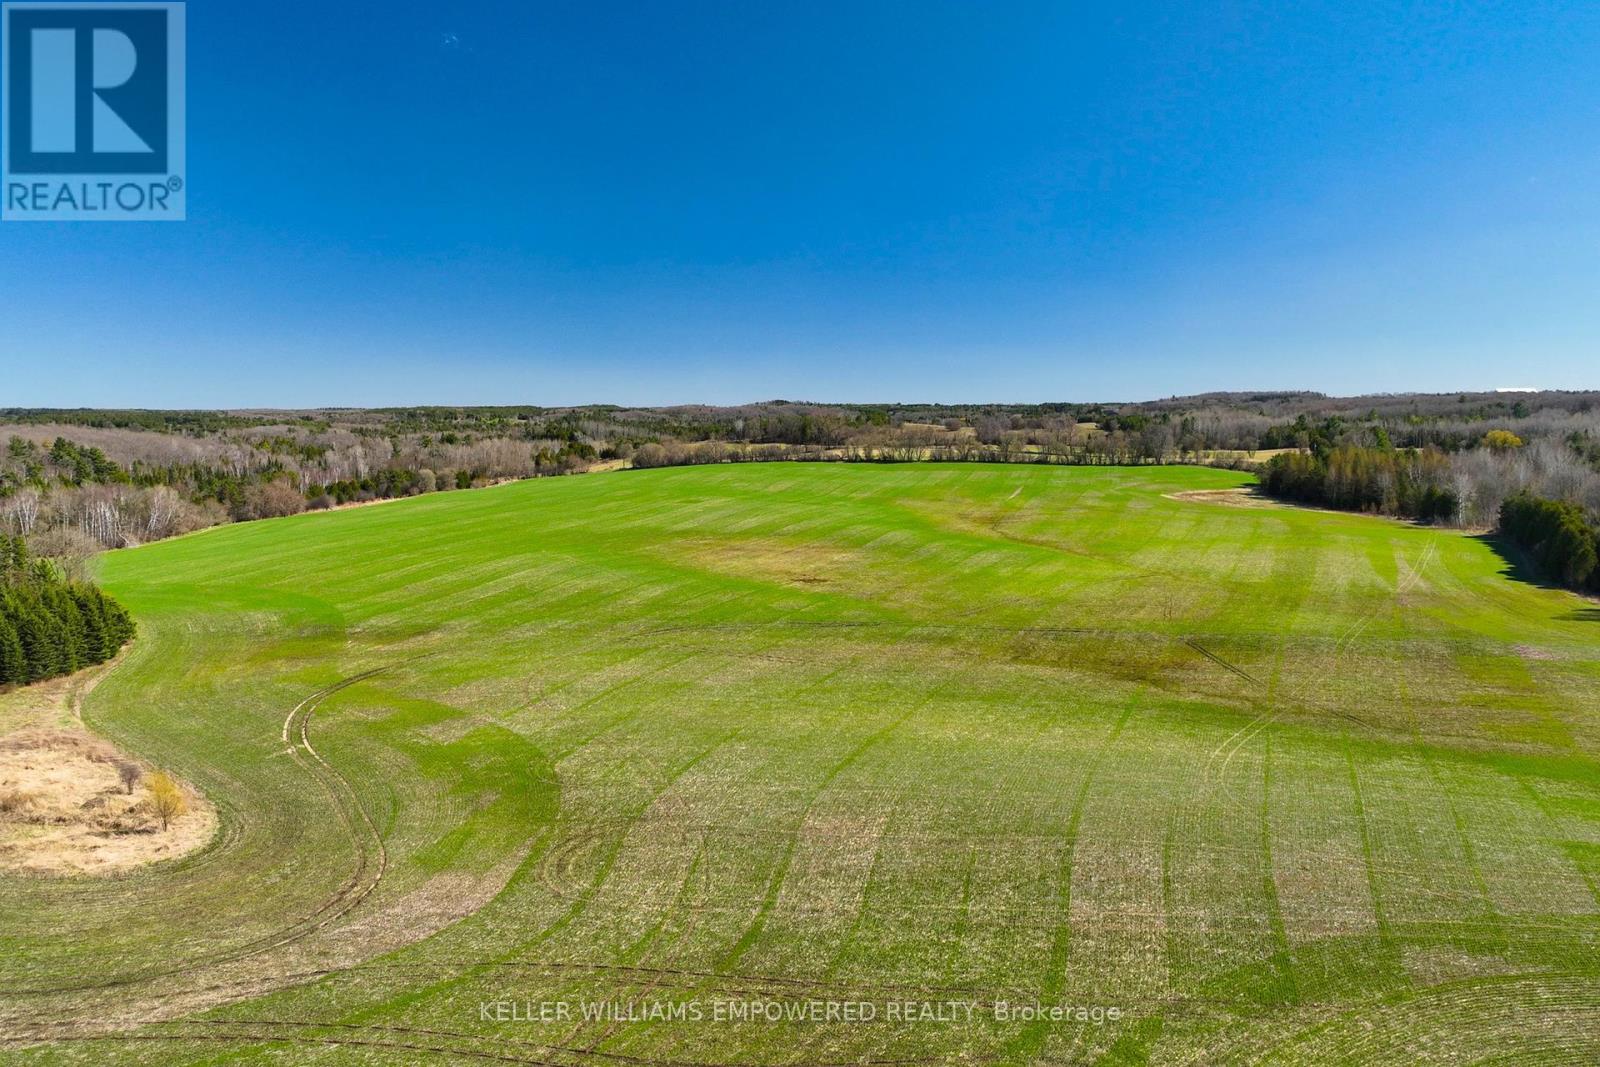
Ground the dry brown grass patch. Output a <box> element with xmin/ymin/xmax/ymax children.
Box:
<box><xmin>667</xmin><ymin>536</ymin><xmax>879</xmax><ymax>591</ymax></box>
<box><xmin>1164</xmin><ymin>487</ymin><xmax>1279</xmax><ymax>508</ymax></box>
<box><xmin>0</xmin><ymin>728</ymin><xmax>215</xmax><ymax>875</ymax></box>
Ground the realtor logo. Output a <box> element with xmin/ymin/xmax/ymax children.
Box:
<box><xmin>3</xmin><ymin>1</ymin><xmax>184</xmax><ymax>220</ymax></box>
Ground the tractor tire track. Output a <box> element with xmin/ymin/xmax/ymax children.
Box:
<box><xmin>1198</xmin><ymin>535</ymin><xmax>1437</xmax><ymax>811</ymax></box>
<box><xmin>2</xmin><ymin>669</ymin><xmax>391</xmax><ymax>999</ymax></box>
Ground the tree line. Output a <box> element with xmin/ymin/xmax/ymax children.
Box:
<box><xmin>1258</xmin><ymin>440</ymin><xmax>1600</xmax><ymax>594</ymax></box>
<box><xmin>627</xmin><ymin>437</ymin><xmax>1234</xmax><ymax>470</ymax></box>
<box><xmin>1258</xmin><ymin>447</ymin><xmax>1458</xmax><ymax>521</ymax></box>
<box><xmin>0</xmin><ymin>534</ymin><xmax>135</xmax><ymax>687</ymax></box>
<box><xmin>4</xmin><ymin>392</ymin><xmax>1599</xmax><ymax>559</ymax></box>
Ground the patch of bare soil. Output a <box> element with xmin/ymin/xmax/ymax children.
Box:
<box><xmin>1403</xmin><ymin>944</ymin><xmax>1523</xmax><ymax>986</ymax></box>
<box><xmin>668</xmin><ymin>536</ymin><xmax>874</xmax><ymax>591</ymax></box>
<box><xmin>0</xmin><ymin>729</ymin><xmax>214</xmax><ymax>876</ymax></box>
<box><xmin>1165</xmin><ymin>487</ymin><xmax>1279</xmax><ymax>508</ymax></box>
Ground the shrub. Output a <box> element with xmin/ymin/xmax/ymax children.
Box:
<box><xmin>237</xmin><ymin>479</ymin><xmax>308</xmax><ymax>521</ymax></box>
<box><xmin>116</xmin><ymin>761</ymin><xmax>142</xmax><ymax>795</ymax></box>
<box><xmin>144</xmin><ymin>771</ymin><xmax>188</xmax><ymax>831</ymax></box>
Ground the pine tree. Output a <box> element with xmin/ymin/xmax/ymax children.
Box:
<box><xmin>42</xmin><ymin>585</ymin><xmax>87</xmax><ymax>671</ymax></box>
<box><xmin>71</xmin><ymin>586</ymin><xmax>109</xmax><ymax>663</ymax></box>
<box><xmin>0</xmin><ymin>615</ymin><xmax>24</xmax><ymax>685</ymax></box>
<box><xmin>0</xmin><ymin>535</ymin><xmax>135</xmax><ymax>686</ymax></box>
<box><xmin>13</xmin><ymin>597</ymin><xmax>65</xmax><ymax>682</ymax></box>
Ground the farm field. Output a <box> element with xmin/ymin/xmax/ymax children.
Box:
<box><xmin>3</xmin><ymin>462</ymin><xmax>1600</xmax><ymax>1064</ymax></box>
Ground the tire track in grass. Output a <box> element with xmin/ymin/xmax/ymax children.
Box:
<box><xmin>29</xmin><ymin>949</ymin><xmax>1590</xmax><ymax>1062</ymax></box>
<box><xmin>618</xmin><ymin>840</ymin><xmax>712</xmax><ymax>969</ymax></box>
<box><xmin>534</xmin><ymin>625</ymin><xmax>812</xmax><ymax>922</ymax></box>
<box><xmin>716</xmin><ymin>675</ymin><xmax>929</xmax><ymax>975</ymax></box>
<box><xmin>537</xmin><ymin>641</ymin><xmax>864</xmax><ymax>944</ymax></box>
<box><xmin>1200</xmin><ymin>644</ymin><xmax>1282</xmax><ymax>825</ymax></box>
<box><xmin>1197</xmin><ymin>534</ymin><xmax>1437</xmax><ymax>813</ymax></box>
<box><xmin>521</xmin><ymin>823</ymin><xmax>1567</xmax><ymax>929</ymax></box>
<box><xmin>511</xmin><ymin>644</ymin><xmax>665</xmax><ymax>727</ymax></box>
<box><xmin>22</xmin><ymin>950</ymin><xmax>1587</xmax><ymax>1044</ymax></box>
<box><xmin>940</xmin><ymin>846</ymin><xmax>979</xmax><ymax>988</ymax></box>
<box><xmin>2</xmin><ymin>668</ymin><xmax>392</xmax><ymax>999</ymax></box>
<box><xmin>554</xmin><ymin>605</ymin><xmax>845</xmax><ymax>774</ymax></box>
<box><xmin>421</xmin><ymin>717</ymin><xmax>751</xmax><ymax>1056</ymax></box>
<box><xmin>185</xmin><ymin>1017</ymin><xmax>947</xmax><ymax>1067</ymax></box>
<box><xmin>0</xmin><ymin>1030</ymin><xmax>564</xmax><ymax>1065</ymax></box>
<box><xmin>639</xmin><ymin>618</ymin><xmax>1291</xmax><ymax>644</ymax></box>
<box><xmin>1417</xmin><ymin>743</ymin><xmax>1507</xmax><ymax>949</ymax></box>
<box><xmin>574</xmin><ymin>840</ymin><xmax>715</xmax><ymax>1056</ymax></box>
<box><xmin>1344</xmin><ymin>749</ymin><xmax>1395</xmax><ymax>954</ymax></box>
<box><xmin>1378</xmin><ymin>567</ymin><xmax>1507</xmax><ymax>955</ymax></box>
<box><xmin>822</xmin><ymin>793</ymin><xmax>899</xmax><ymax>982</ymax></box>
<box><xmin>1194</xmin><ymin>644</ymin><xmax>1280</xmax><ymax>815</ymax></box>
<box><xmin>1238</xmin><ymin>539</ymin><xmax>1432</xmax><ymax>998</ymax></box>
<box><xmin>1160</xmin><ymin>818</ymin><xmax>1180</xmax><ymax>1004</ymax></box>
<box><xmin>550</xmin><ymin>710</ymin><xmax>832</xmax><ymax>1062</ymax></box>
<box><xmin>1259</xmin><ymin>737</ymin><xmax>1297</xmax><ymax>1004</ymax></box>
<box><xmin>13</xmin><ymin>958</ymin><xmax>1017</xmax><ymax>1035</ymax></box>
<box><xmin>550</xmin><ymin>652</ymin><xmax>710</xmax><ymax>763</ymax></box>
<box><xmin>527</xmin><ymin>726</ymin><xmax>743</xmax><ymax>954</ymax></box>
<box><xmin>631</xmin><ymin>672</ymin><xmax>940</xmax><ymax>1066</ymax></box>
<box><xmin>1005</xmin><ymin>696</ymin><xmax>1136</xmax><ymax>1063</ymax></box>
<box><xmin>6</xmin><ymin>1016</ymin><xmax>960</xmax><ymax>1067</ymax></box>
<box><xmin>1334</xmin><ymin>578</ymin><xmax>1413</xmax><ymax>974</ymax></box>
<box><xmin>1421</xmin><ymin>586</ymin><xmax>1598</xmax><ymax>923</ymax></box>
<box><xmin>217</xmin><ymin>667</ymin><xmax>391</xmax><ymax>952</ymax></box>
<box><xmin>1182</xmin><ymin>638</ymin><xmax>1263</xmax><ymax>687</ymax></box>
<box><xmin>1515</xmin><ymin>777</ymin><xmax>1600</xmax><ymax>910</ymax></box>
<box><xmin>1238</xmin><ymin>969</ymin><xmax>1600</xmax><ymax>1064</ymax></box>
<box><xmin>1174</xmin><ymin>532</ymin><xmax>1431</xmax><ymax>1047</ymax></box>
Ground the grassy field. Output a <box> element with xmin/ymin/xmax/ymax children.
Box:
<box><xmin>3</xmin><ymin>462</ymin><xmax>1599</xmax><ymax>1064</ymax></box>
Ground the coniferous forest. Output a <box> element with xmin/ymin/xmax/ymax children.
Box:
<box><xmin>0</xmin><ymin>533</ymin><xmax>134</xmax><ymax>687</ymax></box>
<box><xmin>1498</xmin><ymin>492</ymin><xmax>1600</xmax><ymax>593</ymax></box>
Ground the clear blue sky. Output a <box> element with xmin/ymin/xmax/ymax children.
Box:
<box><xmin>4</xmin><ymin>0</ymin><xmax>1598</xmax><ymax>407</ymax></box>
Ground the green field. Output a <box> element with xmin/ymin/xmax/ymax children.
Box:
<box><xmin>4</xmin><ymin>463</ymin><xmax>1600</xmax><ymax>1064</ymax></box>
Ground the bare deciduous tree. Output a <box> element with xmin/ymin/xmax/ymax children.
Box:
<box><xmin>0</xmin><ymin>489</ymin><xmax>40</xmax><ymax>536</ymax></box>
<box><xmin>143</xmin><ymin>486</ymin><xmax>185</xmax><ymax>540</ymax></box>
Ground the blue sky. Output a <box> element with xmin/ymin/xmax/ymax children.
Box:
<box><xmin>3</xmin><ymin>0</ymin><xmax>1598</xmax><ymax>406</ymax></box>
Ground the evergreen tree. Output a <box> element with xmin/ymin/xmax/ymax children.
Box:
<box><xmin>72</xmin><ymin>587</ymin><xmax>109</xmax><ymax>660</ymax></box>
<box><xmin>0</xmin><ymin>535</ymin><xmax>135</xmax><ymax>688</ymax></box>
<box><xmin>0</xmin><ymin>615</ymin><xmax>23</xmax><ymax>685</ymax></box>
<box><xmin>1500</xmin><ymin>493</ymin><xmax>1600</xmax><ymax>591</ymax></box>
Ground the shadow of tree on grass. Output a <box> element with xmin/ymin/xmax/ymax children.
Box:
<box><xmin>1474</xmin><ymin>533</ymin><xmax>1600</xmax><ymax>620</ymax></box>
